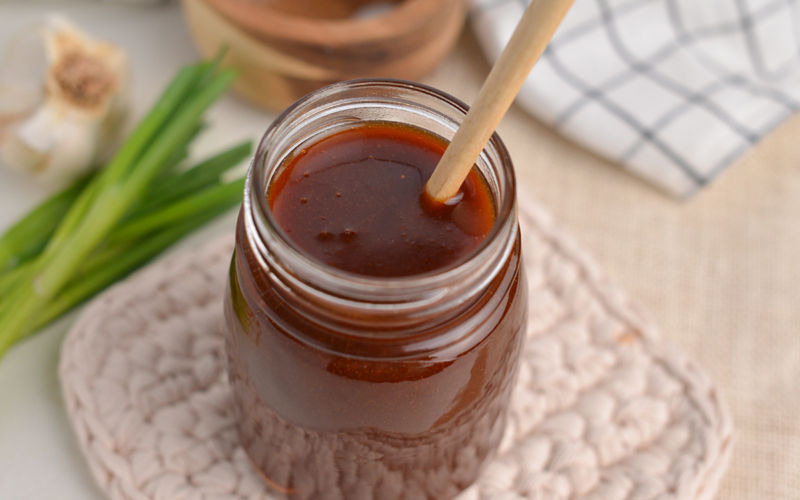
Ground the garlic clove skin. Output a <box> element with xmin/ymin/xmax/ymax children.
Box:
<box><xmin>0</xmin><ymin>126</ymin><xmax>48</xmax><ymax>177</ymax></box>
<box><xmin>2</xmin><ymin>103</ymin><xmax>100</xmax><ymax>184</ymax></box>
<box><xmin>44</xmin><ymin>114</ymin><xmax>102</xmax><ymax>184</ymax></box>
<box><xmin>0</xmin><ymin>15</ymin><xmax>129</xmax><ymax>184</ymax></box>
<box><xmin>44</xmin><ymin>16</ymin><xmax>128</xmax><ymax>118</ymax></box>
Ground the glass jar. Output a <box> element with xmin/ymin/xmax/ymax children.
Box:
<box><xmin>224</xmin><ymin>79</ymin><xmax>527</xmax><ymax>500</ymax></box>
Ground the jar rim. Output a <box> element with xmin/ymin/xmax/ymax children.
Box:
<box><xmin>250</xmin><ymin>78</ymin><xmax>517</xmax><ymax>293</ymax></box>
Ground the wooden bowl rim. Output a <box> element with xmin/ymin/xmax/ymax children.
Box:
<box><xmin>201</xmin><ymin>0</ymin><xmax>460</xmax><ymax>46</ymax></box>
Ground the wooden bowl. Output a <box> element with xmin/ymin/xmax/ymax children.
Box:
<box><xmin>181</xmin><ymin>0</ymin><xmax>468</xmax><ymax>111</ymax></box>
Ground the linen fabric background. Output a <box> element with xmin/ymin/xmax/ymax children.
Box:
<box><xmin>471</xmin><ymin>0</ymin><xmax>800</xmax><ymax>197</ymax></box>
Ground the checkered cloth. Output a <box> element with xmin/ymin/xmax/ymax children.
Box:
<box><xmin>471</xmin><ymin>0</ymin><xmax>800</xmax><ymax>197</ymax></box>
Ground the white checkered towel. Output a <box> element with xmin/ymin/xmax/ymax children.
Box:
<box><xmin>472</xmin><ymin>0</ymin><xmax>800</xmax><ymax>197</ymax></box>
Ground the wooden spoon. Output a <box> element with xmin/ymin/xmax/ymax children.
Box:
<box><xmin>425</xmin><ymin>0</ymin><xmax>575</xmax><ymax>202</ymax></box>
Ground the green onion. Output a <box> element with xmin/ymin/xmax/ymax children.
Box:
<box><xmin>134</xmin><ymin>141</ymin><xmax>251</xmax><ymax>216</ymax></box>
<box><xmin>110</xmin><ymin>178</ymin><xmax>245</xmax><ymax>243</ymax></box>
<box><xmin>42</xmin><ymin>64</ymin><xmax>206</xmax><ymax>257</ymax></box>
<box><xmin>0</xmin><ymin>175</ymin><xmax>91</xmax><ymax>272</ymax></box>
<box><xmin>0</xmin><ymin>57</ymin><xmax>250</xmax><ymax>361</ymax></box>
<box><xmin>0</xmin><ymin>262</ymin><xmax>30</xmax><ymax>298</ymax></box>
<box><xmin>33</xmin><ymin>69</ymin><xmax>237</xmax><ymax>298</ymax></box>
<box><xmin>35</xmin><ymin>210</ymin><xmax>228</xmax><ymax>331</ymax></box>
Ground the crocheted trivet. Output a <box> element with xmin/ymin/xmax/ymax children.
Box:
<box><xmin>59</xmin><ymin>198</ymin><xmax>733</xmax><ymax>500</ymax></box>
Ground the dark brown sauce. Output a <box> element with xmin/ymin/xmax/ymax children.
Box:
<box><xmin>268</xmin><ymin>122</ymin><xmax>495</xmax><ymax>277</ymax></box>
<box><xmin>226</xmin><ymin>121</ymin><xmax>527</xmax><ymax>500</ymax></box>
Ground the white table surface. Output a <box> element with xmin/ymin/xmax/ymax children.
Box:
<box><xmin>0</xmin><ymin>3</ymin><xmax>276</xmax><ymax>498</ymax></box>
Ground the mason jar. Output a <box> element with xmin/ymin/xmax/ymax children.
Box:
<box><xmin>224</xmin><ymin>79</ymin><xmax>527</xmax><ymax>500</ymax></box>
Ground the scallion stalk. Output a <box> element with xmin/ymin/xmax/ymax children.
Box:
<box><xmin>34</xmin><ymin>69</ymin><xmax>237</xmax><ymax>300</ymax></box>
<box><xmin>110</xmin><ymin>178</ymin><xmax>244</xmax><ymax>243</ymax></box>
<box><xmin>0</xmin><ymin>175</ymin><xmax>91</xmax><ymax>273</ymax></box>
<box><xmin>135</xmin><ymin>140</ymin><xmax>251</xmax><ymax>215</ymax></box>
<box><xmin>42</xmin><ymin>64</ymin><xmax>206</xmax><ymax>257</ymax></box>
<box><xmin>0</xmin><ymin>57</ymin><xmax>247</xmax><ymax>361</ymax></box>
<box><xmin>35</xmin><ymin>210</ymin><xmax>227</xmax><ymax>331</ymax></box>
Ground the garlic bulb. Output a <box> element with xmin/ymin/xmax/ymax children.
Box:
<box><xmin>0</xmin><ymin>16</ymin><xmax>129</xmax><ymax>184</ymax></box>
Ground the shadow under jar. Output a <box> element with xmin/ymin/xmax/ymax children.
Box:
<box><xmin>224</xmin><ymin>80</ymin><xmax>528</xmax><ymax>500</ymax></box>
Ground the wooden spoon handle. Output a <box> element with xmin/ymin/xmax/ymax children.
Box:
<box><xmin>425</xmin><ymin>0</ymin><xmax>575</xmax><ymax>201</ymax></box>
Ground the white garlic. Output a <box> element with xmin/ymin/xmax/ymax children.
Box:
<box><xmin>0</xmin><ymin>16</ymin><xmax>129</xmax><ymax>184</ymax></box>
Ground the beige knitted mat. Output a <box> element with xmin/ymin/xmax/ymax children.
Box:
<box><xmin>59</xmin><ymin>197</ymin><xmax>733</xmax><ymax>500</ymax></box>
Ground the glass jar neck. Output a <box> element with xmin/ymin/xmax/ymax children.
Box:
<box><xmin>241</xmin><ymin>79</ymin><xmax>518</xmax><ymax>342</ymax></box>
